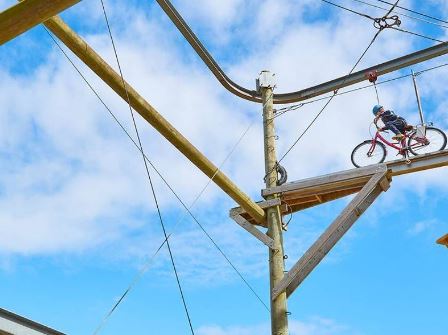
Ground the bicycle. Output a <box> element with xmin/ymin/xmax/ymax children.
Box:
<box><xmin>351</xmin><ymin>123</ymin><xmax>447</xmax><ymax>168</ymax></box>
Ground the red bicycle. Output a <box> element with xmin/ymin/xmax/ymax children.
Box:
<box><xmin>351</xmin><ymin>124</ymin><xmax>447</xmax><ymax>168</ymax></box>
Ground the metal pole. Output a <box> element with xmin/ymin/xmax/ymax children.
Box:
<box><xmin>260</xmin><ymin>71</ymin><xmax>289</xmax><ymax>335</ymax></box>
<box><xmin>411</xmin><ymin>70</ymin><xmax>425</xmax><ymax>125</ymax></box>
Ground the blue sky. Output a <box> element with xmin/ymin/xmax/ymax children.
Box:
<box><xmin>0</xmin><ymin>0</ymin><xmax>447</xmax><ymax>334</ymax></box>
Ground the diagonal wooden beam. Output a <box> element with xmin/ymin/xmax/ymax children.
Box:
<box><xmin>272</xmin><ymin>165</ymin><xmax>389</xmax><ymax>300</ymax></box>
<box><xmin>0</xmin><ymin>0</ymin><xmax>81</xmax><ymax>45</ymax></box>
<box><xmin>230</xmin><ymin>213</ymin><xmax>274</xmax><ymax>249</ymax></box>
<box><xmin>42</xmin><ymin>16</ymin><xmax>265</xmax><ymax>224</ymax></box>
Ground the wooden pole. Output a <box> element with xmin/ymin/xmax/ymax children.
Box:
<box><xmin>0</xmin><ymin>0</ymin><xmax>80</xmax><ymax>45</ymax></box>
<box><xmin>260</xmin><ymin>71</ymin><xmax>288</xmax><ymax>335</ymax></box>
<box><xmin>42</xmin><ymin>16</ymin><xmax>265</xmax><ymax>224</ymax></box>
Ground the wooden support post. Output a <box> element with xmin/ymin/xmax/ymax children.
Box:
<box><xmin>0</xmin><ymin>0</ymin><xmax>80</xmax><ymax>45</ymax></box>
<box><xmin>42</xmin><ymin>16</ymin><xmax>265</xmax><ymax>225</ymax></box>
<box><xmin>260</xmin><ymin>71</ymin><xmax>289</xmax><ymax>335</ymax></box>
<box><xmin>272</xmin><ymin>165</ymin><xmax>389</xmax><ymax>300</ymax></box>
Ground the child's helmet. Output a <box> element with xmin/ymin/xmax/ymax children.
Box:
<box><xmin>372</xmin><ymin>105</ymin><xmax>383</xmax><ymax>115</ymax></box>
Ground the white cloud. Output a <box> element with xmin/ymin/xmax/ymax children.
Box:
<box><xmin>407</xmin><ymin>219</ymin><xmax>438</xmax><ymax>236</ymax></box>
<box><xmin>0</xmin><ymin>0</ymin><xmax>446</xmax><ymax>272</ymax></box>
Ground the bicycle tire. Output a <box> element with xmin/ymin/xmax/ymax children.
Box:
<box><xmin>408</xmin><ymin>126</ymin><xmax>447</xmax><ymax>156</ymax></box>
<box><xmin>351</xmin><ymin>140</ymin><xmax>387</xmax><ymax>168</ymax></box>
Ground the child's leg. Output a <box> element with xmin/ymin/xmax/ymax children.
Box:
<box><xmin>384</xmin><ymin>121</ymin><xmax>401</xmax><ymax>135</ymax></box>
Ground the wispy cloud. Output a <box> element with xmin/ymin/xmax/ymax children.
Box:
<box><xmin>407</xmin><ymin>219</ymin><xmax>438</xmax><ymax>236</ymax></box>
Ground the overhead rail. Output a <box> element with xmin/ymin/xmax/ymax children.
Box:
<box><xmin>156</xmin><ymin>0</ymin><xmax>448</xmax><ymax>104</ymax></box>
<box><xmin>0</xmin><ymin>0</ymin><xmax>80</xmax><ymax>45</ymax></box>
<box><xmin>43</xmin><ymin>15</ymin><xmax>265</xmax><ymax>224</ymax></box>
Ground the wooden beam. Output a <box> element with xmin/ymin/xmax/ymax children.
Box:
<box><xmin>436</xmin><ymin>234</ymin><xmax>448</xmax><ymax>247</ymax></box>
<box><xmin>0</xmin><ymin>0</ymin><xmax>80</xmax><ymax>45</ymax></box>
<box><xmin>272</xmin><ymin>165</ymin><xmax>389</xmax><ymax>300</ymax></box>
<box><xmin>230</xmin><ymin>213</ymin><xmax>275</xmax><ymax>249</ymax></box>
<box><xmin>42</xmin><ymin>16</ymin><xmax>265</xmax><ymax>224</ymax></box>
<box><xmin>230</xmin><ymin>198</ymin><xmax>281</xmax><ymax>228</ymax></box>
<box><xmin>389</xmin><ymin>149</ymin><xmax>448</xmax><ymax>176</ymax></box>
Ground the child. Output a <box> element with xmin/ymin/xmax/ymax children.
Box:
<box><xmin>372</xmin><ymin>105</ymin><xmax>412</xmax><ymax>141</ymax></box>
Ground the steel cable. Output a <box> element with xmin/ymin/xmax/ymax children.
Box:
<box><xmin>98</xmin><ymin>0</ymin><xmax>195</xmax><ymax>333</ymax></box>
<box><xmin>374</xmin><ymin>0</ymin><xmax>448</xmax><ymax>25</ymax></box>
<box><xmin>350</xmin><ymin>0</ymin><xmax>448</xmax><ymax>29</ymax></box>
<box><xmin>43</xmin><ymin>29</ymin><xmax>271</xmax><ymax>335</ymax></box>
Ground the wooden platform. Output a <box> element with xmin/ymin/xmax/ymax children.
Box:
<box><xmin>231</xmin><ymin>150</ymin><xmax>448</xmax><ymax>226</ymax></box>
<box><xmin>229</xmin><ymin>150</ymin><xmax>448</xmax><ymax>300</ymax></box>
<box><xmin>437</xmin><ymin>234</ymin><xmax>448</xmax><ymax>247</ymax></box>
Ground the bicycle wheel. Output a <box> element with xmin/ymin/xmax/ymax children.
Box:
<box><xmin>351</xmin><ymin>140</ymin><xmax>387</xmax><ymax>168</ymax></box>
<box><xmin>408</xmin><ymin>126</ymin><xmax>447</xmax><ymax>156</ymax></box>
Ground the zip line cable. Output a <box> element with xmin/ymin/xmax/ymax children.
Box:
<box><xmin>350</xmin><ymin>0</ymin><xmax>448</xmax><ymax>29</ymax></box>
<box><xmin>326</xmin><ymin>0</ymin><xmax>448</xmax><ymax>43</ymax></box>
<box><xmin>43</xmin><ymin>29</ymin><xmax>270</xmax><ymax>335</ymax></box>
<box><xmin>390</xmin><ymin>26</ymin><xmax>445</xmax><ymax>43</ymax></box>
<box><xmin>268</xmin><ymin>0</ymin><xmax>401</xmax><ymax>175</ymax></box>
<box><xmin>322</xmin><ymin>0</ymin><xmax>400</xmax><ymax>23</ymax></box>
<box><xmin>321</xmin><ymin>0</ymin><xmax>376</xmax><ymax>20</ymax></box>
<box><xmin>374</xmin><ymin>0</ymin><xmax>448</xmax><ymax>25</ymax></box>
<box><xmin>323</xmin><ymin>0</ymin><xmax>446</xmax><ymax>43</ymax></box>
<box><xmin>98</xmin><ymin>0</ymin><xmax>195</xmax><ymax>333</ymax></box>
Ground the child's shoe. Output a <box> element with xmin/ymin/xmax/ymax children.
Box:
<box><xmin>392</xmin><ymin>133</ymin><xmax>405</xmax><ymax>141</ymax></box>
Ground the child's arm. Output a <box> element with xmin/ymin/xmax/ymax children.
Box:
<box><xmin>374</xmin><ymin>115</ymin><xmax>381</xmax><ymax>127</ymax></box>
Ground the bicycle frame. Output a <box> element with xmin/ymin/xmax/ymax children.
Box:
<box><xmin>368</xmin><ymin>129</ymin><xmax>429</xmax><ymax>157</ymax></box>
<box><xmin>368</xmin><ymin>131</ymin><xmax>408</xmax><ymax>156</ymax></box>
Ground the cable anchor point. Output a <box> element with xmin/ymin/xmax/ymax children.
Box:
<box><xmin>373</xmin><ymin>15</ymin><xmax>401</xmax><ymax>30</ymax></box>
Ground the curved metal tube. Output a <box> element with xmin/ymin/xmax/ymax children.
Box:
<box><xmin>156</xmin><ymin>0</ymin><xmax>261</xmax><ymax>102</ymax></box>
<box><xmin>156</xmin><ymin>0</ymin><xmax>448</xmax><ymax>104</ymax></box>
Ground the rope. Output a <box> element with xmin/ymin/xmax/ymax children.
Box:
<box><xmin>98</xmin><ymin>0</ymin><xmax>195</xmax><ymax>333</ymax></box>
<box><xmin>373</xmin><ymin>82</ymin><xmax>380</xmax><ymax>104</ymax></box>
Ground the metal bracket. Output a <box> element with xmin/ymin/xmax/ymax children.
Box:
<box><xmin>256</xmin><ymin>70</ymin><xmax>276</xmax><ymax>92</ymax></box>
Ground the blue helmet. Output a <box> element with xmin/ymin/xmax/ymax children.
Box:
<box><xmin>372</xmin><ymin>105</ymin><xmax>383</xmax><ymax>115</ymax></box>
